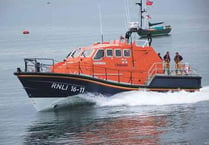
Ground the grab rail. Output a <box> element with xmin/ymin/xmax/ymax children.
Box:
<box><xmin>66</xmin><ymin>62</ymin><xmax>147</xmax><ymax>85</ymax></box>
<box><xmin>147</xmin><ymin>62</ymin><xmax>200</xmax><ymax>81</ymax></box>
<box><xmin>21</xmin><ymin>58</ymin><xmax>200</xmax><ymax>85</ymax></box>
<box><xmin>24</xmin><ymin>58</ymin><xmax>55</xmax><ymax>73</ymax></box>
<box><xmin>22</xmin><ymin>58</ymin><xmax>148</xmax><ymax>85</ymax></box>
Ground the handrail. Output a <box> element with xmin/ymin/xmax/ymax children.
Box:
<box><xmin>23</xmin><ymin>58</ymin><xmax>147</xmax><ymax>85</ymax></box>
<box><xmin>76</xmin><ymin>63</ymin><xmax>146</xmax><ymax>84</ymax></box>
<box><xmin>24</xmin><ymin>58</ymin><xmax>55</xmax><ymax>73</ymax></box>
<box><xmin>147</xmin><ymin>62</ymin><xmax>162</xmax><ymax>79</ymax></box>
<box><xmin>147</xmin><ymin>62</ymin><xmax>200</xmax><ymax>82</ymax></box>
<box><xmin>22</xmin><ymin>58</ymin><xmax>200</xmax><ymax>85</ymax></box>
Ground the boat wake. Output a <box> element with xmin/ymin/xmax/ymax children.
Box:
<box><xmin>80</xmin><ymin>86</ymin><xmax>209</xmax><ymax>107</ymax></box>
<box><xmin>33</xmin><ymin>86</ymin><xmax>209</xmax><ymax>111</ymax></box>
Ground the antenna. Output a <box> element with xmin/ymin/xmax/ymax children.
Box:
<box><xmin>98</xmin><ymin>2</ymin><xmax>104</xmax><ymax>43</ymax></box>
<box><xmin>136</xmin><ymin>0</ymin><xmax>143</xmax><ymax>28</ymax></box>
<box><xmin>124</xmin><ymin>0</ymin><xmax>130</xmax><ymax>29</ymax></box>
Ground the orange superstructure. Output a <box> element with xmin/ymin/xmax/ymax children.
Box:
<box><xmin>52</xmin><ymin>40</ymin><xmax>163</xmax><ymax>85</ymax></box>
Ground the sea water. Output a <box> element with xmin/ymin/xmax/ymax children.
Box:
<box><xmin>0</xmin><ymin>0</ymin><xmax>209</xmax><ymax>144</ymax></box>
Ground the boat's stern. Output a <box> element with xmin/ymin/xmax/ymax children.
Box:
<box><xmin>147</xmin><ymin>74</ymin><xmax>201</xmax><ymax>91</ymax></box>
<box><xmin>146</xmin><ymin>62</ymin><xmax>202</xmax><ymax>91</ymax></box>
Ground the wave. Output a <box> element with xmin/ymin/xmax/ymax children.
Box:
<box><xmin>80</xmin><ymin>86</ymin><xmax>209</xmax><ymax>107</ymax></box>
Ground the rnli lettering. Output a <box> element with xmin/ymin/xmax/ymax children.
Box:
<box><xmin>51</xmin><ymin>82</ymin><xmax>85</xmax><ymax>93</ymax></box>
<box><xmin>51</xmin><ymin>82</ymin><xmax>68</xmax><ymax>91</ymax></box>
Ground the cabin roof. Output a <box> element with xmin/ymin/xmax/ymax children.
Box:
<box><xmin>86</xmin><ymin>40</ymin><xmax>132</xmax><ymax>49</ymax></box>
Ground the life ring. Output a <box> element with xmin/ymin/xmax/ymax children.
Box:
<box><xmin>183</xmin><ymin>63</ymin><xmax>191</xmax><ymax>74</ymax></box>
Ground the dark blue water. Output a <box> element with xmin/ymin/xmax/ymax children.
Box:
<box><xmin>1</xmin><ymin>0</ymin><xmax>209</xmax><ymax>144</ymax></box>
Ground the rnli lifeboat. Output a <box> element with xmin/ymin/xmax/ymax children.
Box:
<box><xmin>14</xmin><ymin>36</ymin><xmax>201</xmax><ymax>110</ymax></box>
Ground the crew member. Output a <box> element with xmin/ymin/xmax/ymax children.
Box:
<box><xmin>163</xmin><ymin>51</ymin><xmax>170</xmax><ymax>75</ymax></box>
<box><xmin>174</xmin><ymin>52</ymin><xmax>183</xmax><ymax>75</ymax></box>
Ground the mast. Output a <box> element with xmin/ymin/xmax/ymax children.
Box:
<box><xmin>98</xmin><ymin>2</ymin><xmax>104</xmax><ymax>43</ymax></box>
<box><xmin>140</xmin><ymin>0</ymin><xmax>143</xmax><ymax>28</ymax></box>
<box><xmin>136</xmin><ymin>0</ymin><xmax>143</xmax><ymax>28</ymax></box>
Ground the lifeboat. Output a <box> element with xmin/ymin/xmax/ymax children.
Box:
<box><xmin>22</xmin><ymin>30</ymin><xmax>30</xmax><ymax>34</ymax></box>
<box><xmin>14</xmin><ymin>35</ymin><xmax>201</xmax><ymax>110</ymax></box>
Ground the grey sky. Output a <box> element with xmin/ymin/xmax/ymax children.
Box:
<box><xmin>0</xmin><ymin>0</ymin><xmax>208</xmax><ymax>28</ymax></box>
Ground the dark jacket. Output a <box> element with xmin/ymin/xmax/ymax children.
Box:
<box><xmin>163</xmin><ymin>54</ymin><xmax>170</xmax><ymax>63</ymax></box>
<box><xmin>174</xmin><ymin>55</ymin><xmax>183</xmax><ymax>63</ymax></box>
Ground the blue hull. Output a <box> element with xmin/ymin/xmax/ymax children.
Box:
<box><xmin>14</xmin><ymin>72</ymin><xmax>202</xmax><ymax>98</ymax></box>
<box><xmin>148</xmin><ymin>75</ymin><xmax>201</xmax><ymax>91</ymax></box>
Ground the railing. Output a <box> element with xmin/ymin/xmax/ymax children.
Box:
<box><xmin>22</xmin><ymin>58</ymin><xmax>200</xmax><ymax>85</ymax></box>
<box><xmin>24</xmin><ymin>58</ymin><xmax>55</xmax><ymax>73</ymax></box>
<box><xmin>22</xmin><ymin>58</ymin><xmax>147</xmax><ymax>85</ymax></box>
<box><xmin>64</xmin><ymin>62</ymin><xmax>148</xmax><ymax>85</ymax></box>
<box><xmin>147</xmin><ymin>62</ymin><xmax>163</xmax><ymax>80</ymax></box>
<box><xmin>147</xmin><ymin>62</ymin><xmax>200</xmax><ymax>82</ymax></box>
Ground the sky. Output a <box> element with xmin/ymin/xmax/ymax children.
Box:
<box><xmin>0</xmin><ymin>0</ymin><xmax>208</xmax><ymax>28</ymax></box>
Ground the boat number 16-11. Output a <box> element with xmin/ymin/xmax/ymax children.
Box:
<box><xmin>71</xmin><ymin>86</ymin><xmax>85</xmax><ymax>93</ymax></box>
<box><xmin>51</xmin><ymin>82</ymin><xmax>85</xmax><ymax>93</ymax></box>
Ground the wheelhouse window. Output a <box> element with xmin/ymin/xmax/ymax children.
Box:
<box><xmin>93</xmin><ymin>49</ymin><xmax>104</xmax><ymax>60</ymax></box>
<box><xmin>81</xmin><ymin>49</ymin><xmax>94</xmax><ymax>57</ymax></box>
<box><xmin>115</xmin><ymin>49</ymin><xmax>122</xmax><ymax>57</ymax></box>
<box><xmin>71</xmin><ymin>48</ymin><xmax>82</xmax><ymax>57</ymax></box>
<box><xmin>106</xmin><ymin>49</ymin><xmax>113</xmax><ymax>57</ymax></box>
<box><xmin>124</xmin><ymin>49</ymin><xmax>130</xmax><ymax>57</ymax></box>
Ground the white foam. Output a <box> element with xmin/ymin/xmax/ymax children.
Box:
<box><xmin>30</xmin><ymin>96</ymin><xmax>90</xmax><ymax>111</ymax></box>
<box><xmin>81</xmin><ymin>86</ymin><xmax>209</xmax><ymax>107</ymax></box>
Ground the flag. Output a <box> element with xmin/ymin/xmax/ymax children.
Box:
<box><xmin>146</xmin><ymin>0</ymin><xmax>153</xmax><ymax>6</ymax></box>
<box><xmin>146</xmin><ymin>15</ymin><xmax>151</xmax><ymax>19</ymax></box>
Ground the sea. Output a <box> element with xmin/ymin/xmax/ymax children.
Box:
<box><xmin>1</xmin><ymin>0</ymin><xmax>209</xmax><ymax>144</ymax></box>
